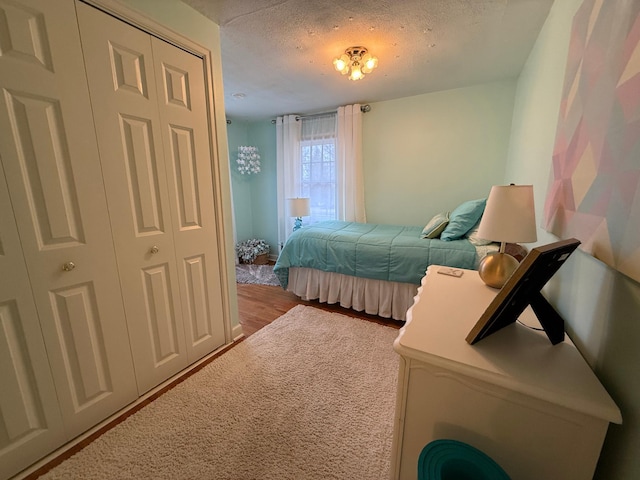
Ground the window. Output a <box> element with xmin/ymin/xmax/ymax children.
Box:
<box><xmin>300</xmin><ymin>139</ymin><xmax>336</xmax><ymax>223</ymax></box>
<box><xmin>299</xmin><ymin>113</ymin><xmax>337</xmax><ymax>224</ymax></box>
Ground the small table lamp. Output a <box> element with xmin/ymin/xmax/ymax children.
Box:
<box><xmin>477</xmin><ymin>184</ymin><xmax>537</xmax><ymax>288</ymax></box>
<box><xmin>287</xmin><ymin>197</ymin><xmax>310</xmax><ymax>231</ymax></box>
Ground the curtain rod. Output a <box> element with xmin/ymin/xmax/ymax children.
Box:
<box><xmin>226</xmin><ymin>105</ymin><xmax>371</xmax><ymax>125</ymax></box>
<box><xmin>295</xmin><ymin>110</ymin><xmax>336</xmax><ymax>121</ymax></box>
<box><xmin>268</xmin><ymin>104</ymin><xmax>371</xmax><ymax>124</ymax></box>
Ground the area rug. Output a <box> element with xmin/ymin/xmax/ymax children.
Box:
<box><xmin>40</xmin><ymin>305</ymin><xmax>400</xmax><ymax>480</ymax></box>
<box><xmin>235</xmin><ymin>263</ymin><xmax>280</xmax><ymax>286</ymax></box>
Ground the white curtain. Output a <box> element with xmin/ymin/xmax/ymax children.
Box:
<box><xmin>337</xmin><ymin>104</ymin><xmax>366</xmax><ymax>222</ymax></box>
<box><xmin>277</xmin><ymin>105</ymin><xmax>366</xmax><ymax>250</ymax></box>
<box><xmin>276</xmin><ymin>115</ymin><xmax>301</xmax><ymax>250</ymax></box>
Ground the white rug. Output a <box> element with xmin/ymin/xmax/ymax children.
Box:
<box><xmin>40</xmin><ymin>305</ymin><xmax>400</xmax><ymax>480</ymax></box>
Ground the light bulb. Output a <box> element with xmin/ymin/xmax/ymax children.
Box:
<box><xmin>349</xmin><ymin>63</ymin><xmax>363</xmax><ymax>81</ymax></box>
<box><xmin>334</xmin><ymin>54</ymin><xmax>350</xmax><ymax>74</ymax></box>
<box><xmin>363</xmin><ymin>55</ymin><xmax>378</xmax><ymax>73</ymax></box>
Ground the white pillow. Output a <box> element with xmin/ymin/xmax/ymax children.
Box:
<box><xmin>465</xmin><ymin>219</ymin><xmax>493</xmax><ymax>246</ymax></box>
<box><xmin>421</xmin><ymin>212</ymin><xmax>450</xmax><ymax>239</ymax></box>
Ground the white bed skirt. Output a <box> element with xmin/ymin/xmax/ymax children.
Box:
<box><xmin>287</xmin><ymin>267</ymin><xmax>418</xmax><ymax>321</ymax></box>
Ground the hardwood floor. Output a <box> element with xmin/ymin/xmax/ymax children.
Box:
<box><xmin>236</xmin><ymin>282</ymin><xmax>404</xmax><ymax>336</ymax></box>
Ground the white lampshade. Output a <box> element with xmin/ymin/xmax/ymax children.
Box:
<box><xmin>477</xmin><ymin>185</ymin><xmax>537</xmax><ymax>243</ymax></box>
<box><xmin>286</xmin><ymin>197</ymin><xmax>310</xmax><ymax>218</ymax></box>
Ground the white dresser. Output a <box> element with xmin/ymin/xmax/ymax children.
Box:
<box><xmin>390</xmin><ymin>265</ymin><xmax>621</xmax><ymax>480</ymax></box>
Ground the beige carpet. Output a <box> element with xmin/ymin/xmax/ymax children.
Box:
<box><xmin>41</xmin><ymin>305</ymin><xmax>400</xmax><ymax>480</ymax></box>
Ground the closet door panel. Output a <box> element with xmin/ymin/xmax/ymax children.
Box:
<box><xmin>77</xmin><ymin>2</ymin><xmax>188</xmax><ymax>395</ymax></box>
<box><xmin>141</xmin><ymin>263</ymin><xmax>182</xmax><ymax>364</ymax></box>
<box><xmin>0</xmin><ymin>0</ymin><xmax>137</xmax><ymax>440</ymax></box>
<box><xmin>0</xmin><ymin>164</ymin><xmax>64</xmax><ymax>480</ymax></box>
<box><xmin>152</xmin><ymin>38</ymin><xmax>226</xmax><ymax>361</ymax></box>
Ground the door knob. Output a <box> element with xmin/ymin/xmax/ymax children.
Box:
<box><xmin>62</xmin><ymin>261</ymin><xmax>75</xmax><ymax>272</ymax></box>
<box><xmin>150</xmin><ymin>246</ymin><xmax>159</xmax><ymax>254</ymax></box>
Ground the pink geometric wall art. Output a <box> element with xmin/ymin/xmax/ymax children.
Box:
<box><xmin>544</xmin><ymin>0</ymin><xmax>640</xmax><ymax>283</ymax></box>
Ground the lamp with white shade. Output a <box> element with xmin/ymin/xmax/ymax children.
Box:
<box><xmin>286</xmin><ymin>197</ymin><xmax>310</xmax><ymax>231</ymax></box>
<box><xmin>477</xmin><ymin>184</ymin><xmax>537</xmax><ymax>288</ymax></box>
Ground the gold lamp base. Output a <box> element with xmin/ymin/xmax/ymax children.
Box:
<box><xmin>478</xmin><ymin>251</ymin><xmax>519</xmax><ymax>289</ymax></box>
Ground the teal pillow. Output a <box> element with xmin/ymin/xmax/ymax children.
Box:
<box><xmin>440</xmin><ymin>198</ymin><xmax>486</xmax><ymax>241</ymax></box>
<box><xmin>421</xmin><ymin>212</ymin><xmax>450</xmax><ymax>239</ymax></box>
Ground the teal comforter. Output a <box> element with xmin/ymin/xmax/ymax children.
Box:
<box><xmin>274</xmin><ymin>221</ymin><xmax>477</xmax><ymax>289</ymax></box>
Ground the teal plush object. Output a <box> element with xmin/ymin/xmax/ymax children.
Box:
<box><xmin>421</xmin><ymin>212</ymin><xmax>450</xmax><ymax>239</ymax></box>
<box><xmin>418</xmin><ymin>439</ymin><xmax>510</xmax><ymax>480</ymax></box>
<box><xmin>441</xmin><ymin>198</ymin><xmax>486</xmax><ymax>241</ymax></box>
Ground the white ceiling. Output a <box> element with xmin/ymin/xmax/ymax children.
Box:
<box><xmin>181</xmin><ymin>0</ymin><xmax>555</xmax><ymax>121</ymax></box>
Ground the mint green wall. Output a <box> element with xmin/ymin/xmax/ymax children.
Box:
<box><xmin>363</xmin><ymin>80</ymin><xmax>517</xmax><ymax>226</ymax></box>
<box><xmin>227</xmin><ymin>121</ymin><xmax>253</xmax><ymax>242</ymax></box>
<box><xmin>506</xmin><ymin>0</ymin><xmax>640</xmax><ymax>477</ymax></box>
<box><xmin>228</xmin><ymin>120</ymin><xmax>279</xmax><ymax>255</ymax></box>
<box><xmin>230</xmin><ymin>82</ymin><xmax>517</xmax><ymax>247</ymax></box>
<box><xmin>247</xmin><ymin>122</ymin><xmax>279</xmax><ymax>252</ymax></box>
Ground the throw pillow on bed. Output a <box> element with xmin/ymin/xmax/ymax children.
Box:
<box><xmin>440</xmin><ymin>198</ymin><xmax>486</xmax><ymax>241</ymax></box>
<box><xmin>465</xmin><ymin>219</ymin><xmax>493</xmax><ymax>246</ymax></box>
<box><xmin>421</xmin><ymin>212</ymin><xmax>450</xmax><ymax>239</ymax></box>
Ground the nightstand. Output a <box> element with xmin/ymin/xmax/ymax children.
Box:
<box><xmin>390</xmin><ymin>265</ymin><xmax>621</xmax><ymax>480</ymax></box>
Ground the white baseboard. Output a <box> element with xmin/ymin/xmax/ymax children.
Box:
<box><xmin>232</xmin><ymin>323</ymin><xmax>244</xmax><ymax>341</ymax></box>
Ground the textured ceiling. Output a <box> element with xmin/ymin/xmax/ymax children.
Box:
<box><xmin>181</xmin><ymin>0</ymin><xmax>554</xmax><ymax>120</ymax></box>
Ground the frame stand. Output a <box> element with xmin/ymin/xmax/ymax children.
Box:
<box><xmin>529</xmin><ymin>291</ymin><xmax>565</xmax><ymax>345</ymax></box>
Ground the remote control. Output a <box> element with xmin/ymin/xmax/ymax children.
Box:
<box><xmin>437</xmin><ymin>267</ymin><xmax>463</xmax><ymax>277</ymax></box>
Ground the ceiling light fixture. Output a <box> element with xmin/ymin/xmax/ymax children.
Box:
<box><xmin>333</xmin><ymin>46</ymin><xmax>378</xmax><ymax>81</ymax></box>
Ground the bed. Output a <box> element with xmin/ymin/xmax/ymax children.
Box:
<box><xmin>274</xmin><ymin>214</ymin><xmax>500</xmax><ymax>321</ymax></box>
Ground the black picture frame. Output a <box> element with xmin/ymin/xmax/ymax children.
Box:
<box><xmin>466</xmin><ymin>238</ymin><xmax>581</xmax><ymax>345</ymax></box>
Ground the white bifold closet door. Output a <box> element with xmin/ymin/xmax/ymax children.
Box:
<box><xmin>0</xmin><ymin>160</ymin><xmax>65</xmax><ymax>480</ymax></box>
<box><xmin>0</xmin><ymin>0</ymin><xmax>138</xmax><ymax>475</ymax></box>
<box><xmin>77</xmin><ymin>2</ymin><xmax>225</xmax><ymax>395</ymax></box>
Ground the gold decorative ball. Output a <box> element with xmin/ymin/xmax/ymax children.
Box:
<box><xmin>478</xmin><ymin>252</ymin><xmax>519</xmax><ymax>289</ymax></box>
